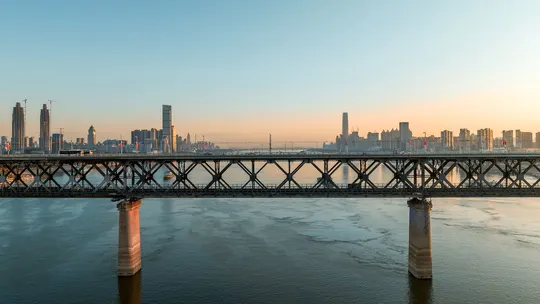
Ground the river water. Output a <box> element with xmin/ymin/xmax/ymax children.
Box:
<box><xmin>1</xmin><ymin>164</ymin><xmax>540</xmax><ymax>303</ymax></box>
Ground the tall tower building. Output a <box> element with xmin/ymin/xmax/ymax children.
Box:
<box><xmin>52</xmin><ymin>133</ymin><xmax>64</xmax><ymax>154</ymax></box>
<box><xmin>11</xmin><ymin>102</ymin><xmax>25</xmax><ymax>153</ymax></box>
<box><xmin>341</xmin><ymin>112</ymin><xmax>349</xmax><ymax>151</ymax></box>
<box><xmin>88</xmin><ymin>125</ymin><xmax>96</xmax><ymax>148</ymax></box>
<box><xmin>40</xmin><ymin>104</ymin><xmax>51</xmax><ymax>153</ymax></box>
<box><xmin>441</xmin><ymin>130</ymin><xmax>454</xmax><ymax>151</ymax></box>
<box><xmin>458</xmin><ymin>129</ymin><xmax>471</xmax><ymax>151</ymax></box>
<box><xmin>515</xmin><ymin>130</ymin><xmax>522</xmax><ymax>149</ymax></box>
<box><xmin>477</xmin><ymin>128</ymin><xmax>493</xmax><ymax>152</ymax></box>
<box><xmin>399</xmin><ymin>122</ymin><xmax>411</xmax><ymax>151</ymax></box>
<box><xmin>502</xmin><ymin>130</ymin><xmax>514</xmax><ymax>149</ymax></box>
<box><xmin>522</xmin><ymin>132</ymin><xmax>533</xmax><ymax>149</ymax></box>
<box><xmin>341</xmin><ymin>112</ymin><xmax>349</xmax><ymax>138</ymax></box>
<box><xmin>171</xmin><ymin>125</ymin><xmax>177</xmax><ymax>153</ymax></box>
<box><xmin>162</xmin><ymin>105</ymin><xmax>172</xmax><ymax>151</ymax></box>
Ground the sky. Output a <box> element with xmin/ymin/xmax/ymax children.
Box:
<box><xmin>1</xmin><ymin>0</ymin><xmax>540</xmax><ymax>143</ymax></box>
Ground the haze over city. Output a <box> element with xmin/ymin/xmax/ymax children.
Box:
<box><xmin>2</xmin><ymin>0</ymin><xmax>540</xmax><ymax>142</ymax></box>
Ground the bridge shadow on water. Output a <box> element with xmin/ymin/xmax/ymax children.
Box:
<box><xmin>407</xmin><ymin>274</ymin><xmax>433</xmax><ymax>304</ymax></box>
<box><xmin>118</xmin><ymin>271</ymin><xmax>142</xmax><ymax>304</ymax></box>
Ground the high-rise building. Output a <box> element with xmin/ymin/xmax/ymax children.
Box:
<box><xmin>29</xmin><ymin>137</ymin><xmax>36</xmax><ymax>148</ymax></box>
<box><xmin>367</xmin><ymin>132</ymin><xmax>379</xmax><ymax>147</ymax></box>
<box><xmin>162</xmin><ymin>105</ymin><xmax>173</xmax><ymax>151</ymax></box>
<box><xmin>176</xmin><ymin>135</ymin><xmax>184</xmax><ymax>152</ymax></box>
<box><xmin>399</xmin><ymin>122</ymin><xmax>411</xmax><ymax>151</ymax></box>
<box><xmin>342</xmin><ymin>112</ymin><xmax>349</xmax><ymax>139</ymax></box>
<box><xmin>502</xmin><ymin>130</ymin><xmax>514</xmax><ymax>149</ymax></box>
<box><xmin>477</xmin><ymin>128</ymin><xmax>493</xmax><ymax>152</ymax></box>
<box><xmin>536</xmin><ymin>132</ymin><xmax>540</xmax><ymax>149</ymax></box>
<box><xmin>39</xmin><ymin>104</ymin><xmax>51</xmax><ymax>153</ymax></box>
<box><xmin>76</xmin><ymin>138</ymin><xmax>85</xmax><ymax>145</ymax></box>
<box><xmin>515</xmin><ymin>130</ymin><xmax>522</xmax><ymax>149</ymax></box>
<box><xmin>441</xmin><ymin>130</ymin><xmax>454</xmax><ymax>151</ymax></box>
<box><xmin>88</xmin><ymin>126</ymin><xmax>96</xmax><ymax>148</ymax></box>
<box><xmin>522</xmin><ymin>132</ymin><xmax>533</xmax><ymax>149</ymax></box>
<box><xmin>52</xmin><ymin>133</ymin><xmax>64</xmax><ymax>154</ymax></box>
<box><xmin>458</xmin><ymin>129</ymin><xmax>471</xmax><ymax>151</ymax></box>
<box><xmin>131</xmin><ymin>129</ymin><xmax>142</xmax><ymax>146</ymax></box>
<box><xmin>381</xmin><ymin>129</ymin><xmax>400</xmax><ymax>151</ymax></box>
<box><xmin>11</xmin><ymin>102</ymin><xmax>25</xmax><ymax>152</ymax></box>
<box><xmin>171</xmin><ymin>125</ymin><xmax>177</xmax><ymax>153</ymax></box>
<box><xmin>161</xmin><ymin>136</ymin><xmax>170</xmax><ymax>153</ymax></box>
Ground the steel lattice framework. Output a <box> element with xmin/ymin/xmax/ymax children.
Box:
<box><xmin>1</xmin><ymin>154</ymin><xmax>540</xmax><ymax>198</ymax></box>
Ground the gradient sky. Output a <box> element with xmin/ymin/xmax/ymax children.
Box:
<box><xmin>1</xmin><ymin>0</ymin><xmax>540</xmax><ymax>143</ymax></box>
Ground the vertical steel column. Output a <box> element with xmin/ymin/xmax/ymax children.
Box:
<box><xmin>288</xmin><ymin>159</ymin><xmax>291</xmax><ymax>189</ymax></box>
<box><xmin>251</xmin><ymin>160</ymin><xmax>255</xmax><ymax>190</ymax></box>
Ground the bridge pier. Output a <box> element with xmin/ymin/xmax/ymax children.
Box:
<box><xmin>117</xmin><ymin>199</ymin><xmax>142</xmax><ymax>276</ymax></box>
<box><xmin>407</xmin><ymin>197</ymin><xmax>433</xmax><ymax>280</ymax></box>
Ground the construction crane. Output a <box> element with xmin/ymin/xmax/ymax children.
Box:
<box><xmin>22</xmin><ymin>98</ymin><xmax>27</xmax><ymax>123</ymax></box>
<box><xmin>52</xmin><ymin>128</ymin><xmax>64</xmax><ymax>134</ymax></box>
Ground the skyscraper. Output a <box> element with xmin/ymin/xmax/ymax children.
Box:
<box><xmin>40</xmin><ymin>104</ymin><xmax>51</xmax><ymax>153</ymax></box>
<box><xmin>458</xmin><ymin>129</ymin><xmax>471</xmax><ymax>151</ymax></box>
<box><xmin>162</xmin><ymin>105</ymin><xmax>172</xmax><ymax>151</ymax></box>
<box><xmin>161</xmin><ymin>136</ymin><xmax>170</xmax><ymax>153</ymax></box>
<box><xmin>11</xmin><ymin>102</ymin><xmax>25</xmax><ymax>152</ymax></box>
<box><xmin>342</xmin><ymin>112</ymin><xmax>348</xmax><ymax>138</ymax></box>
<box><xmin>477</xmin><ymin>128</ymin><xmax>493</xmax><ymax>152</ymax></box>
<box><xmin>88</xmin><ymin>125</ymin><xmax>96</xmax><ymax>148</ymax></box>
<box><xmin>171</xmin><ymin>125</ymin><xmax>177</xmax><ymax>153</ymax></box>
<box><xmin>441</xmin><ymin>130</ymin><xmax>454</xmax><ymax>151</ymax></box>
<box><xmin>522</xmin><ymin>132</ymin><xmax>533</xmax><ymax>149</ymax></box>
<box><xmin>536</xmin><ymin>132</ymin><xmax>540</xmax><ymax>149</ymax></box>
<box><xmin>341</xmin><ymin>112</ymin><xmax>349</xmax><ymax>151</ymax></box>
<box><xmin>515</xmin><ymin>130</ymin><xmax>522</xmax><ymax>149</ymax></box>
<box><xmin>52</xmin><ymin>133</ymin><xmax>63</xmax><ymax>154</ymax></box>
<box><xmin>502</xmin><ymin>130</ymin><xmax>514</xmax><ymax>149</ymax></box>
<box><xmin>399</xmin><ymin>122</ymin><xmax>411</xmax><ymax>151</ymax></box>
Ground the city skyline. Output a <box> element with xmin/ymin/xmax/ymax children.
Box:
<box><xmin>4</xmin><ymin>98</ymin><xmax>540</xmax><ymax>144</ymax></box>
<box><xmin>1</xmin><ymin>1</ymin><xmax>540</xmax><ymax>141</ymax></box>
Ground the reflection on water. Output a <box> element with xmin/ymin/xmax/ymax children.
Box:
<box><xmin>408</xmin><ymin>274</ymin><xmax>433</xmax><ymax>304</ymax></box>
<box><xmin>1</xmin><ymin>172</ymin><xmax>540</xmax><ymax>303</ymax></box>
<box><xmin>118</xmin><ymin>271</ymin><xmax>141</xmax><ymax>304</ymax></box>
<box><xmin>342</xmin><ymin>164</ymin><xmax>349</xmax><ymax>184</ymax></box>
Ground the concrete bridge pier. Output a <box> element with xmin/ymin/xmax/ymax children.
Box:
<box><xmin>117</xmin><ymin>198</ymin><xmax>142</xmax><ymax>276</ymax></box>
<box><xmin>407</xmin><ymin>197</ymin><xmax>433</xmax><ymax>280</ymax></box>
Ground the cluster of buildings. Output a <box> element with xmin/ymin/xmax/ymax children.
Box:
<box><xmin>1</xmin><ymin>102</ymin><xmax>75</xmax><ymax>154</ymax></box>
<box><xmin>1</xmin><ymin>102</ymin><xmax>216</xmax><ymax>155</ymax></box>
<box><xmin>323</xmin><ymin>113</ymin><xmax>413</xmax><ymax>152</ymax></box>
<box><xmin>129</xmin><ymin>105</ymin><xmax>217</xmax><ymax>153</ymax></box>
<box><xmin>324</xmin><ymin>112</ymin><xmax>540</xmax><ymax>153</ymax></box>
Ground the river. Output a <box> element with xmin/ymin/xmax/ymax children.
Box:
<box><xmin>1</xmin><ymin>164</ymin><xmax>539</xmax><ymax>303</ymax></box>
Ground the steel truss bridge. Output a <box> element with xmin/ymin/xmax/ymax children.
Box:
<box><xmin>2</xmin><ymin>154</ymin><xmax>540</xmax><ymax>198</ymax></box>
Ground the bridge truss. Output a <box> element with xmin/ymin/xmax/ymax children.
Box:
<box><xmin>1</xmin><ymin>154</ymin><xmax>540</xmax><ymax>198</ymax></box>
